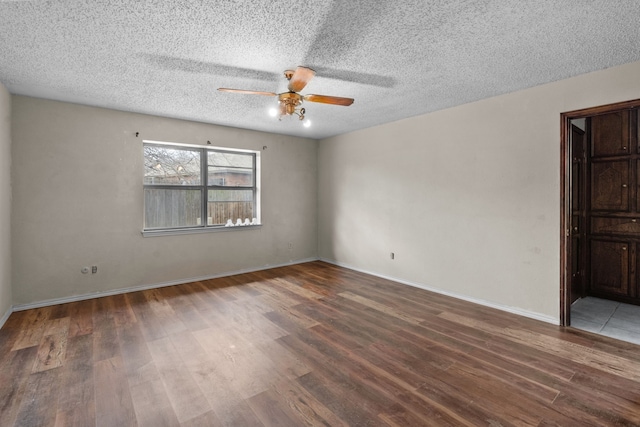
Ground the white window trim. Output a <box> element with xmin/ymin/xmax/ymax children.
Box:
<box><xmin>142</xmin><ymin>140</ymin><xmax>261</xmax><ymax>236</ymax></box>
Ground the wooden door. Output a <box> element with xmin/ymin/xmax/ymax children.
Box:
<box><xmin>570</xmin><ymin>124</ymin><xmax>586</xmax><ymax>303</ymax></box>
<box><xmin>587</xmin><ymin>108</ymin><xmax>640</xmax><ymax>304</ymax></box>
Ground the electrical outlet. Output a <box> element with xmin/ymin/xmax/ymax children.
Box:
<box><xmin>91</xmin><ymin>266</ymin><xmax>97</xmax><ymax>274</ymax></box>
<box><xmin>288</xmin><ymin>242</ymin><xmax>293</xmax><ymax>250</ymax></box>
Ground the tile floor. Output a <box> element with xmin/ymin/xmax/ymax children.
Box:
<box><xmin>571</xmin><ymin>296</ymin><xmax>640</xmax><ymax>345</ymax></box>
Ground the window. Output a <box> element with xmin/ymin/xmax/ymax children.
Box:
<box><xmin>143</xmin><ymin>141</ymin><xmax>259</xmax><ymax>234</ymax></box>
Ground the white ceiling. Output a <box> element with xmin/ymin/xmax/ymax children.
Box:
<box><xmin>1</xmin><ymin>1</ymin><xmax>640</xmax><ymax>140</ymax></box>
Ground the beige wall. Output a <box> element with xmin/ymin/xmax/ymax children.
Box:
<box><xmin>318</xmin><ymin>60</ymin><xmax>640</xmax><ymax>323</ymax></box>
<box><xmin>11</xmin><ymin>97</ymin><xmax>317</xmax><ymax>306</ymax></box>
<box><xmin>0</xmin><ymin>83</ymin><xmax>12</xmax><ymax>321</ymax></box>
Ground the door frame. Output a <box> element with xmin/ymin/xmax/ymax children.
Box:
<box><xmin>560</xmin><ymin>98</ymin><xmax>640</xmax><ymax>326</ymax></box>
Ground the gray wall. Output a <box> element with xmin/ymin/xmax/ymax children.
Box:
<box><xmin>0</xmin><ymin>83</ymin><xmax>12</xmax><ymax>321</ymax></box>
<box><xmin>318</xmin><ymin>60</ymin><xmax>640</xmax><ymax>322</ymax></box>
<box><xmin>11</xmin><ymin>97</ymin><xmax>318</xmax><ymax>306</ymax></box>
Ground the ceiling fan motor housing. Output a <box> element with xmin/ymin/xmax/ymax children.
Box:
<box><xmin>279</xmin><ymin>92</ymin><xmax>302</xmax><ymax>116</ymax></box>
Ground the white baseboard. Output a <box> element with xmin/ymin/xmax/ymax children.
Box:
<box><xmin>7</xmin><ymin>256</ymin><xmax>559</xmax><ymax>326</ymax></box>
<box><xmin>12</xmin><ymin>257</ymin><xmax>319</xmax><ymax>312</ymax></box>
<box><xmin>0</xmin><ymin>305</ymin><xmax>11</xmax><ymax>330</ymax></box>
<box><xmin>319</xmin><ymin>258</ymin><xmax>559</xmax><ymax>325</ymax></box>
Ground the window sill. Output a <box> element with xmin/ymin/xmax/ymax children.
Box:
<box><xmin>142</xmin><ymin>224</ymin><xmax>262</xmax><ymax>237</ymax></box>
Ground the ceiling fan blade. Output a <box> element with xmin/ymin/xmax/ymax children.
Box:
<box><xmin>218</xmin><ymin>88</ymin><xmax>277</xmax><ymax>96</ymax></box>
<box><xmin>304</xmin><ymin>94</ymin><xmax>354</xmax><ymax>106</ymax></box>
<box><xmin>288</xmin><ymin>66</ymin><xmax>316</xmax><ymax>93</ymax></box>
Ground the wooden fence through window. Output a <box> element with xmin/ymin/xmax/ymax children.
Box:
<box><xmin>144</xmin><ymin>189</ymin><xmax>254</xmax><ymax>228</ymax></box>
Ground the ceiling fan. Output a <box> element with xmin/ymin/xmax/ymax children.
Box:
<box><xmin>218</xmin><ymin>66</ymin><xmax>354</xmax><ymax>122</ymax></box>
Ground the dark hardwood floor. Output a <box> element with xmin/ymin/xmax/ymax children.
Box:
<box><xmin>1</xmin><ymin>261</ymin><xmax>640</xmax><ymax>426</ymax></box>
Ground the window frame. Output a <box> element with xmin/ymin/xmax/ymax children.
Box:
<box><xmin>142</xmin><ymin>140</ymin><xmax>261</xmax><ymax>237</ymax></box>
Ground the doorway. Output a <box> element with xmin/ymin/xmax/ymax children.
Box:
<box><xmin>561</xmin><ymin>98</ymin><xmax>640</xmax><ymax>331</ymax></box>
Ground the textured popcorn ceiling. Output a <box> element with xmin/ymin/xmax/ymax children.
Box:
<box><xmin>1</xmin><ymin>1</ymin><xmax>640</xmax><ymax>139</ymax></box>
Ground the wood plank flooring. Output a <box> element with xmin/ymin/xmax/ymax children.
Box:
<box><xmin>1</xmin><ymin>261</ymin><xmax>640</xmax><ymax>426</ymax></box>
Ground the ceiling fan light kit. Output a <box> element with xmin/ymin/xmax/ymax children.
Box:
<box><xmin>278</xmin><ymin>91</ymin><xmax>305</xmax><ymax>120</ymax></box>
<box><xmin>218</xmin><ymin>66</ymin><xmax>354</xmax><ymax>124</ymax></box>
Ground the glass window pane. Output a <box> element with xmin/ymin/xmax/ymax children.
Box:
<box><xmin>144</xmin><ymin>189</ymin><xmax>202</xmax><ymax>228</ymax></box>
<box><xmin>208</xmin><ymin>166</ymin><xmax>254</xmax><ymax>187</ymax></box>
<box><xmin>144</xmin><ymin>145</ymin><xmax>201</xmax><ymax>185</ymax></box>
<box><xmin>208</xmin><ymin>151</ymin><xmax>254</xmax><ymax>187</ymax></box>
<box><xmin>207</xmin><ymin>189</ymin><xmax>254</xmax><ymax>225</ymax></box>
<box><xmin>208</xmin><ymin>151</ymin><xmax>253</xmax><ymax>168</ymax></box>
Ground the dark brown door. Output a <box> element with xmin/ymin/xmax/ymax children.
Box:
<box><xmin>570</xmin><ymin>124</ymin><xmax>586</xmax><ymax>303</ymax></box>
<box><xmin>587</xmin><ymin>108</ymin><xmax>640</xmax><ymax>304</ymax></box>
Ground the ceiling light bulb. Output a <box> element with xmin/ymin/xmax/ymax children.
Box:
<box><xmin>268</xmin><ymin>108</ymin><xmax>278</xmax><ymax>117</ymax></box>
<box><xmin>303</xmin><ymin>120</ymin><xmax>311</xmax><ymax>128</ymax></box>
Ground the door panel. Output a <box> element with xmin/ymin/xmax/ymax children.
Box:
<box><xmin>591</xmin><ymin>111</ymin><xmax>630</xmax><ymax>157</ymax></box>
<box><xmin>589</xmin><ymin>239</ymin><xmax>630</xmax><ymax>297</ymax></box>
<box><xmin>572</xmin><ymin>160</ymin><xmax>581</xmax><ymax>212</ymax></box>
<box><xmin>591</xmin><ymin>216</ymin><xmax>640</xmax><ymax>235</ymax></box>
<box><xmin>570</xmin><ymin>231</ymin><xmax>581</xmax><ymax>303</ymax></box>
<box><xmin>591</xmin><ymin>160</ymin><xmax>630</xmax><ymax>212</ymax></box>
